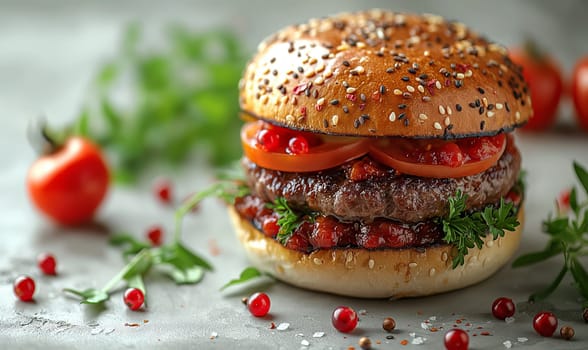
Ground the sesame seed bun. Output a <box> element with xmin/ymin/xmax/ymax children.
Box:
<box><xmin>228</xmin><ymin>204</ymin><xmax>524</xmax><ymax>298</ymax></box>
<box><xmin>239</xmin><ymin>10</ymin><xmax>532</xmax><ymax>138</ymax></box>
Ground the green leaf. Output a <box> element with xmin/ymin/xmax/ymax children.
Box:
<box><xmin>569</xmin><ymin>187</ymin><xmax>579</xmax><ymax>215</ymax></box>
<box><xmin>73</xmin><ymin>109</ymin><xmax>90</xmax><ymax>137</ymax></box>
<box><xmin>122</xmin><ymin>251</ymin><xmax>152</xmax><ymax>280</ymax></box>
<box><xmin>569</xmin><ymin>258</ymin><xmax>588</xmax><ymax>300</ymax></box>
<box><xmin>159</xmin><ymin>243</ymin><xmax>212</xmax><ymax>271</ymax></box>
<box><xmin>574</xmin><ymin>161</ymin><xmax>588</xmax><ymax>196</ymax></box>
<box><xmin>109</xmin><ymin>233</ymin><xmax>151</xmax><ymax>256</ymax></box>
<box><xmin>512</xmin><ymin>242</ymin><xmax>563</xmax><ymax>267</ymax></box>
<box><xmin>529</xmin><ymin>265</ymin><xmax>568</xmax><ymax>302</ymax></box>
<box><xmin>161</xmin><ymin>264</ymin><xmax>204</xmax><ymax>284</ymax></box>
<box><xmin>63</xmin><ymin>288</ymin><xmax>110</xmax><ymax>305</ymax></box>
<box><xmin>96</xmin><ymin>62</ymin><xmax>118</xmax><ymax>89</ymax></box>
<box><xmin>220</xmin><ymin>267</ymin><xmax>263</xmax><ymax>291</ymax></box>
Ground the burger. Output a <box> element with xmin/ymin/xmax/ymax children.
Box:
<box><xmin>229</xmin><ymin>10</ymin><xmax>531</xmax><ymax>298</ymax></box>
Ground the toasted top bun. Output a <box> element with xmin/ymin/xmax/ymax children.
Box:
<box><xmin>228</xmin><ymin>204</ymin><xmax>524</xmax><ymax>298</ymax></box>
<box><xmin>239</xmin><ymin>10</ymin><xmax>532</xmax><ymax>138</ymax></box>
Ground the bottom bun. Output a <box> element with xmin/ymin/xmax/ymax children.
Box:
<box><xmin>228</xmin><ymin>204</ymin><xmax>524</xmax><ymax>298</ymax></box>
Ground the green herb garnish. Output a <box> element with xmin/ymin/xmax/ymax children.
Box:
<box><xmin>513</xmin><ymin>161</ymin><xmax>588</xmax><ymax>307</ymax></box>
<box><xmin>441</xmin><ymin>190</ymin><xmax>520</xmax><ymax>268</ymax></box>
<box><xmin>68</xmin><ymin>24</ymin><xmax>247</xmax><ymax>183</ymax></box>
<box><xmin>64</xmin><ymin>179</ymin><xmax>246</xmax><ymax>306</ymax></box>
<box><xmin>267</xmin><ymin>197</ymin><xmax>313</xmax><ymax>245</ymax></box>
<box><xmin>220</xmin><ymin>266</ymin><xmax>266</xmax><ymax>291</ymax></box>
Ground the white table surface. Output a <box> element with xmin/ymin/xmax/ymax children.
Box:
<box><xmin>1</xmin><ymin>1</ymin><xmax>588</xmax><ymax>349</ymax></box>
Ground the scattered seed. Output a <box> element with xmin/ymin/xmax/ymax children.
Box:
<box><xmin>496</xmin><ymin>103</ymin><xmax>504</xmax><ymax>110</ymax></box>
<box><xmin>418</xmin><ymin>113</ymin><xmax>428</xmax><ymax>120</ymax></box>
<box><xmin>560</xmin><ymin>326</ymin><xmax>575</xmax><ymax>340</ymax></box>
<box><xmin>359</xmin><ymin>337</ymin><xmax>371</xmax><ymax>350</ymax></box>
<box><xmin>406</xmin><ymin>85</ymin><xmax>415</xmax><ymax>93</ymax></box>
<box><xmin>383</xmin><ymin>317</ymin><xmax>396</xmax><ymax>332</ymax></box>
<box><xmin>434</xmin><ymin>122</ymin><xmax>442</xmax><ymax>130</ymax></box>
<box><xmin>438</xmin><ymin>105</ymin><xmax>446</xmax><ymax>115</ymax></box>
<box><xmin>393</xmin><ymin>89</ymin><xmax>403</xmax><ymax>95</ymax></box>
<box><xmin>346</xmin><ymin>87</ymin><xmax>356</xmax><ymax>94</ymax></box>
<box><xmin>389</xmin><ymin>111</ymin><xmax>397</xmax><ymax>122</ymax></box>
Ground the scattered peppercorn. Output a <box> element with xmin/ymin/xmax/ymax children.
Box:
<box><xmin>560</xmin><ymin>326</ymin><xmax>574</xmax><ymax>340</ymax></box>
<box><xmin>241</xmin><ymin>297</ymin><xmax>248</xmax><ymax>305</ymax></box>
<box><xmin>359</xmin><ymin>337</ymin><xmax>372</xmax><ymax>350</ymax></box>
<box><xmin>383</xmin><ymin>317</ymin><xmax>396</xmax><ymax>332</ymax></box>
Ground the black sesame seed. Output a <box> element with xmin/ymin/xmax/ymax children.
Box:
<box><xmin>280</xmin><ymin>87</ymin><xmax>287</xmax><ymax>95</ymax></box>
<box><xmin>398</xmin><ymin>104</ymin><xmax>407</xmax><ymax>109</ymax></box>
<box><xmin>361</xmin><ymin>114</ymin><xmax>370</xmax><ymax>121</ymax></box>
<box><xmin>487</xmin><ymin>104</ymin><xmax>494</xmax><ymax>110</ymax></box>
<box><xmin>498</xmin><ymin>80</ymin><xmax>503</xmax><ymax>87</ymax></box>
<box><xmin>343</xmin><ymin>106</ymin><xmax>349</xmax><ymax>113</ymax></box>
<box><xmin>455</xmin><ymin>80</ymin><xmax>463</xmax><ymax>88</ymax></box>
<box><xmin>354</xmin><ymin>120</ymin><xmax>360</xmax><ymax>128</ymax></box>
<box><xmin>376</xmin><ymin>51</ymin><xmax>384</xmax><ymax>57</ymax></box>
<box><xmin>403</xmin><ymin>92</ymin><xmax>412</xmax><ymax>99</ymax></box>
<box><xmin>447</xmin><ymin>124</ymin><xmax>454</xmax><ymax>130</ymax></box>
<box><xmin>323</xmin><ymin>119</ymin><xmax>329</xmax><ymax>128</ymax></box>
<box><xmin>401</xmin><ymin>76</ymin><xmax>410</xmax><ymax>82</ymax></box>
<box><xmin>475</xmin><ymin>99</ymin><xmax>481</xmax><ymax>107</ymax></box>
<box><xmin>380</xmin><ymin>85</ymin><xmax>386</xmax><ymax>94</ymax></box>
<box><xmin>305</xmin><ymin>88</ymin><xmax>311</xmax><ymax>97</ymax></box>
<box><xmin>312</xmin><ymin>90</ymin><xmax>319</xmax><ymax>98</ymax></box>
<box><xmin>398</xmin><ymin>113</ymin><xmax>406</xmax><ymax>120</ymax></box>
<box><xmin>419</xmin><ymin>74</ymin><xmax>429</xmax><ymax>80</ymax></box>
<box><xmin>297</xmin><ymin>66</ymin><xmax>304</xmax><ymax>73</ymax></box>
<box><xmin>270</xmin><ymin>57</ymin><xmax>276</xmax><ymax>63</ymax></box>
<box><xmin>293</xmin><ymin>73</ymin><xmax>299</xmax><ymax>79</ymax></box>
<box><xmin>330</xmin><ymin>99</ymin><xmax>339</xmax><ymax>106</ymax></box>
<box><xmin>404</xmin><ymin>118</ymin><xmax>410</xmax><ymax>127</ymax></box>
<box><xmin>342</xmin><ymin>60</ymin><xmax>350</xmax><ymax>67</ymax></box>
<box><xmin>505</xmin><ymin>102</ymin><xmax>511</xmax><ymax>112</ymax></box>
<box><xmin>456</xmin><ymin>104</ymin><xmax>462</xmax><ymax>111</ymax></box>
<box><xmin>386</xmin><ymin>67</ymin><xmax>394</xmax><ymax>73</ymax></box>
<box><xmin>272</xmin><ymin>69</ymin><xmax>278</xmax><ymax>76</ymax></box>
<box><xmin>469</xmin><ymin>102</ymin><xmax>477</xmax><ymax>108</ymax></box>
<box><xmin>480</xmin><ymin>120</ymin><xmax>486</xmax><ymax>130</ymax></box>
<box><xmin>479</xmin><ymin>106</ymin><xmax>485</xmax><ymax>115</ymax></box>
<box><xmin>478</xmin><ymin>87</ymin><xmax>485</xmax><ymax>94</ymax></box>
<box><xmin>408</xmin><ymin>68</ymin><xmax>417</xmax><ymax>74</ymax></box>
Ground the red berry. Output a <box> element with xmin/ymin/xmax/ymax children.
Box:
<box><xmin>37</xmin><ymin>252</ymin><xmax>57</xmax><ymax>275</ymax></box>
<box><xmin>332</xmin><ymin>306</ymin><xmax>358</xmax><ymax>333</ymax></box>
<box><xmin>444</xmin><ymin>329</ymin><xmax>469</xmax><ymax>350</ymax></box>
<box><xmin>287</xmin><ymin>136</ymin><xmax>309</xmax><ymax>155</ymax></box>
<box><xmin>14</xmin><ymin>275</ymin><xmax>36</xmax><ymax>302</ymax></box>
<box><xmin>492</xmin><ymin>297</ymin><xmax>515</xmax><ymax>320</ymax></box>
<box><xmin>256</xmin><ymin>129</ymin><xmax>281</xmax><ymax>152</ymax></box>
<box><xmin>146</xmin><ymin>225</ymin><xmax>164</xmax><ymax>246</ymax></box>
<box><xmin>123</xmin><ymin>288</ymin><xmax>145</xmax><ymax>311</ymax></box>
<box><xmin>533</xmin><ymin>311</ymin><xmax>558</xmax><ymax>337</ymax></box>
<box><xmin>153</xmin><ymin>178</ymin><xmax>173</xmax><ymax>204</ymax></box>
<box><xmin>247</xmin><ymin>292</ymin><xmax>270</xmax><ymax>317</ymax></box>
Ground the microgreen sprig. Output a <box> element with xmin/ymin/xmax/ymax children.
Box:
<box><xmin>64</xmin><ymin>179</ymin><xmax>246</xmax><ymax>306</ymax></box>
<box><xmin>513</xmin><ymin>161</ymin><xmax>588</xmax><ymax>307</ymax></box>
<box><xmin>441</xmin><ymin>190</ymin><xmax>520</xmax><ymax>268</ymax></box>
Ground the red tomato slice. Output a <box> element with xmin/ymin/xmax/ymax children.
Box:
<box><xmin>369</xmin><ymin>134</ymin><xmax>506</xmax><ymax>178</ymax></box>
<box><xmin>241</xmin><ymin>121</ymin><xmax>370</xmax><ymax>172</ymax></box>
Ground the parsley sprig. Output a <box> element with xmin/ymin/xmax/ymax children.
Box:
<box><xmin>267</xmin><ymin>198</ymin><xmax>314</xmax><ymax>244</ymax></box>
<box><xmin>64</xmin><ymin>179</ymin><xmax>246</xmax><ymax>306</ymax></box>
<box><xmin>66</xmin><ymin>24</ymin><xmax>247</xmax><ymax>183</ymax></box>
<box><xmin>441</xmin><ymin>190</ymin><xmax>520</xmax><ymax>268</ymax></box>
<box><xmin>513</xmin><ymin>161</ymin><xmax>588</xmax><ymax>307</ymax></box>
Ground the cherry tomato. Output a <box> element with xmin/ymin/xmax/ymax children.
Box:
<box><xmin>27</xmin><ymin>137</ymin><xmax>109</xmax><ymax>226</ymax></box>
<box><xmin>509</xmin><ymin>46</ymin><xmax>563</xmax><ymax>131</ymax></box>
<box><xmin>368</xmin><ymin>134</ymin><xmax>506</xmax><ymax>178</ymax></box>
<box><xmin>571</xmin><ymin>56</ymin><xmax>588</xmax><ymax>131</ymax></box>
<box><xmin>241</xmin><ymin>121</ymin><xmax>370</xmax><ymax>172</ymax></box>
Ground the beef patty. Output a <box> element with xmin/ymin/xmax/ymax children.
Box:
<box><xmin>243</xmin><ymin>138</ymin><xmax>521</xmax><ymax>223</ymax></box>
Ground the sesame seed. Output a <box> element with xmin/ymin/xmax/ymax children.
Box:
<box><xmin>456</xmin><ymin>73</ymin><xmax>465</xmax><ymax>79</ymax></box>
<box><xmin>515</xmin><ymin>111</ymin><xmax>521</xmax><ymax>120</ymax></box>
<box><xmin>393</xmin><ymin>89</ymin><xmax>403</xmax><ymax>95</ymax></box>
<box><xmin>444</xmin><ymin>117</ymin><xmax>451</xmax><ymax>126</ymax></box>
<box><xmin>404</xmin><ymin>118</ymin><xmax>410</xmax><ymax>127</ymax></box>
<box><xmin>447</xmin><ymin>106</ymin><xmax>453</xmax><ymax>115</ymax></box>
<box><xmin>386</xmin><ymin>67</ymin><xmax>394</xmax><ymax>73</ymax></box>
<box><xmin>422</xmin><ymin>96</ymin><xmax>432</xmax><ymax>102</ymax></box>
<box><xmin>380</xmin><ymin>85</ymin><xmax>386</xmax><ymax>94</ymax></box>
<box><xmin>323</xmin><ymin>119</ymin><xmax>329</xmax><ymax>128</ymax></box>
<box><xmin>297</xmin><ymin>66</ymin><xmax>304</xmax><ymax>73</ymax></box>
<box><xmin>495</xmin><ymin>103</ymin><xmax>504</xmax><ymax>110</ymax></box>
<box><xmin>401</xmin><ymin>76</ymin><xmax>410</xmax><ymax>82</ymax></box>
<box><xmin>408</xmin><ymin>68</ymin><xmax>417</xmax><ymax>74</ymax></box>
<box><xmin>324</xmin><ymin>69</ymin><xmax>333</xmax><ymax>78</ymax></box>
<box><xmin>487</xmin><ymin>104</ymin><xmax>494</xmax><ymax>110</ymax></box>
<box><xmin>417</xmin><ymin>85</ymin><xmax>425</xmax><ymax>93</ymax></box>
<box><xmin>343</xmin><ymin>106</ymin><xmax>349</xmax><ymax>113</ymax></box>
<box><xmin>438</xmin><ymin>105</ymin><xmax>446</xmax><ymax>115</ymax></box>
<box><xmin>407</xmin><ymin>85</ymin><xmax>415</xmax><ymax>92</ymax></box>
<box><xmin>328</xmin><ymin>99</ymin><xmax>339</xmax><ymax>106</ymax></box>
<box><xmin>314</xmin><ymin>77</ymin><xmax>324</xmax><ymax>85</ymax></box>
<box><xmin>402</xmin><ymin>92</ymin><xmax>412</xmax><ymax>99</ymax></box>
<box><xmin>434</xmin><ymin>122</ymin><xmax>442</xmax><ymax>130</ymax></box>
<box><xmin>480</xmin><ymin>120</ymin><xmax>486</xmax><ymax>130</ymax></box>
<box><xmin>331</xmin><ymin>115</ymin><xmax>339</xmax><ymax>126</ymax></box>
<box><xmin>456</xmin><ymin>104</ymin><xmax>463</xmax><ymax>111</ymax></box>
<box><xmin>342</xmin><ymin>81</ymin><xmax>349</xmax><ymax>88</ymax></box>
<box><xmin>435</xmin><ymin>81</ymin><xmax>442</xmax><ymax>89</ymax></box>
<box><xmin>346</xmin><ymin>87</ymin><xmax>356</xmax><ymax>94</ymax></box>
<box><xmin>354</xmin><ymin>120</ymin><xmax>360</xmax><ymax>128</ymax></box>
<box><xmin>360</xmin><ymin>93</ymin><xmax>366</xmax><ymax>102</ymax></box>
<box><xmin>478</xmin><ymin>87</ymin><xmax>485</xmax><ymax>94</ymax></box>
<box><xmin>468</xmin><ymin>102</ymin><xmax>476</xmax><ymax>108</ymax></box>
<box><xmin>342</xmin><ymin>60</ymin><xmax>350</xmax><ymax>67</ymax></box>
<box><xmin>418</xmin><ymin>113</ymin><xmax>428</xmax><ymax>120</ymax></box>
<box><xmin>465</xmin><ymin>69</ymin><xmax>473</xmax><ymax>77</ymax></box>
<box><xmin>398</xmin><ymin>104</ymin><xmax>407</xmax><ymax>109</ymax></box>
<box><xmin>505</xmin><ymin>102</ymin><xmax>511</xmax><ymax>112</ymax></box>
<box><xmin>389</xmin><ymin>111</ymin><xmax>396</xmax><ymax>122</ymax></box>
<box><xmin>317</xmin><ymin>97</ymin><xmax>325</xmax><ymax>106</ymax></box>
<box><xmin>487</xmin><ymin>111</ymin><xmax>495</xmax><ymax>118</ymax></box>
<box><xmin>355</xmin><ymin>66</ymin><xmax>365</xmax><ymax>74</ymax></box>
<box><xmin>316</xmin><ymin>63</ymin><xmax>325</xmax><ymax>73</ymax></box>
<box><xmin>475</xmin><ymin>99</ymin><xmax>481</xmax><ymax>107</ymax></box>
<box><xmin>305</xmin><ymin>70</ymin><xmax>316</xmax><ymax>78</ymax></box>
<box><xmin>397</xmin><ymin>113</ymin><xmax>406</xmax><ymax>120</ymax></box>
<box><xmin>482</xmin><ymin>97</ymin><xmax>488</xmax><ymax>107</ymax></box>
<box><xmin>479</xmin><ymin>106</ymin><xmax>485</xmax><ymax>115</ymax></box>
